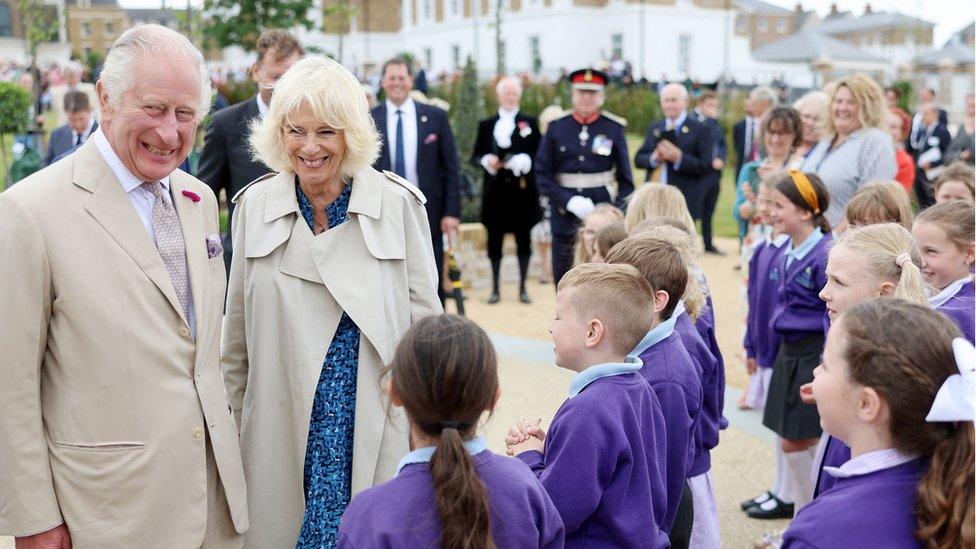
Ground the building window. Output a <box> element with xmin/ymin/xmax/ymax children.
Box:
<box><xmin>529</xmin><ymin>35</ymin><xmax>541</xmax><ymax>74</ymax></box>
<box><xmin>83</xmin><ymin>46</ymin><xmax>91</xmax><ymax>58</ymax></box>
<box><xmin>422</xmin><ymin>0</ymin><xmax>432</xmax><ymax>19</ymax></box>
<box><xmin>451</xmin><ymin>44</ymin><xmax>460</xmax><ymax>68</ymax></box>
<box><xmin>735</xmin><ymin>15</ymin><xmax>745</xmax><ymax>33</ymax></box>
<box><xmin>449</xmin><ymin>0</ymin><xmax>459</xmax><ymax>16</ymax></box>
<box><xmin>81</xmin><ymin>21</ymin><xmax>92</xmax><ymax>38</ymax></box>
<box><xmin>611</xmin><ymin>33</ymin><xmax>623</xmax><ymax>58</ymax></box>
<box><xmin>678</xmin><ymin>34</ymin><xmax>691</xmax><ymax>75</ymax></box>
<box><xmin>0</xmin><ymin>2</ymin><xmax>12</xmax><ymax>37</ymax></box>
<box><xmin>424</xmin><ymin>47</ymin><xmax>432</xmax><ymax>70</ymax></box>
<box><xmin>776</xmin><ymin>18</ymin><xmax>787</xmax><ymax>33</ymax></box>
<box><xmin>105</xmin><ymin>21</ymin><xmax>115</xmax><ymax>35</ymax></box>
<box><xmin>758</xmin><ymin>17</ymin><xmax>767</xmax><ymax>33</ymax></box>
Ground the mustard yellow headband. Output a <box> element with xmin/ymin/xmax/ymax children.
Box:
<box><xmin>789</xmin><ymin>169</ymin><xmax>820</xmax><ymax>215</ymax></box>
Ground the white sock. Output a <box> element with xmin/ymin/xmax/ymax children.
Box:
<box><xmin>784</xmin><ymin>448</ymin><xmax>816</xmax><ymax>513</ymax></box>
<box><xmin>771</xmin><ymin>437</ymin><xmax>794</xmax><ymax>504</ymax></box>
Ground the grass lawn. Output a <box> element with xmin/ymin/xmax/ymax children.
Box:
<box><xmin>624</xmin><ymin>132</ymin><xmax>738</xmax><ymax>239</ymax></box>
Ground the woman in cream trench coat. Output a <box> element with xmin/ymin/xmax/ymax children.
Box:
<box><xmin>220</xmin><ymin>57</ymin><xmax>442</xmax><ymax>548</ymax></box>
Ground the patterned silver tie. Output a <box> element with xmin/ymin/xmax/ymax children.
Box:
<box><xmin>143</xmin><ymin>181</ymin><xmax>190</xmax><ymax>322</ymax></box>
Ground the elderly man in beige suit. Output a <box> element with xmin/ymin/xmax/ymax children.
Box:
<box><xmin>0</xmin><ymin>25</ymin><xmax>247</xmax><ymax>549</ymax></box>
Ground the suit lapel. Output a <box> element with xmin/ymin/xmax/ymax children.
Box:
<box><xmin>77</xmin><ymin>142</ymin><xmax>186</xmax><ymax>324</ymax></box>
<box><xmin>170</xmin><ymin>174</ymin><xmax>207</xmax><ymax>333</ymax></box>
<box><xmin>415</xmin><ymin>103</ymin><xmax>425</xmax><ymax>167</ymax></box>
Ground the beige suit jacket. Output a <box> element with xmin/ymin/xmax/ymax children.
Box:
<box><xmin>0</xmin><ymin>142</ymin><xmax>248</xmax><ymax>547</ymax></box>
<box><xmin>49</xmin><ymin>83</ymin><xmax>100</xmax><ymax>126</ymax></box>
<box><xmin>221</xmin><ymin>167</ymin><xmax>441</xmax><ymax>548</ymax></box>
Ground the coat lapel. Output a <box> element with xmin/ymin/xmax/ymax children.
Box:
<box><xmin>261</xmin><ymin>171</ymin><xmax>324</xmax><ymax>285</ymax></box>
<box><xmin>415</xmin><ymin>103</ymin><xmax>425</xmax><ymax>167</ymax></box>
<box><xmin>76</xmin><ymin>142</ymin><xmax>186</xmax><ymax>325</ymax></box>
<box><xmin>170</xmin><ymin>173</ymin><xmax>208</xmax><ymax>334</ymax></box>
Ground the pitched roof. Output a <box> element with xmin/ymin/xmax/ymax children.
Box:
<box><xmin>731</xmin><ymin>0</ymin><xmax>792</xmax><ymax>15</ymax></box>
<box><xmin>815</xmin><ymin>11</ymin><xmax>933</xmax><ymax>35</ymax></box>
<box><xmin>752</xmin><ymin>31</ymin><xmax>887</xmax><ymax>63</ymax></box>
<box><xmin>917</xmin><ymin>36</ymin><xmax>975</xmax><ymax>66</ymax></box>
<box><xmin>125</xmin><ymin>8</ymin><xmax>180</xmax><ymax>24</ymax></box>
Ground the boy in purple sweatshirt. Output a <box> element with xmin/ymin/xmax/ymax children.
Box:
<box><xmin>605</xmin><ymin>235</ymin><xmax>703</xmax><ymax>546</ymax></box>
<box><xmin>507</xmin><ymin>263</ymin><xmax>670</xmax><ymax>549</ymax></box>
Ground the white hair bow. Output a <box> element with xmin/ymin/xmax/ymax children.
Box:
<box><xmin>926</xmin><ymin>338</ymin><xmax>976</xmax><ymax>424</ymax></box>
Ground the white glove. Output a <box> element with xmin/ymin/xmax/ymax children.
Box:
<box><xmin>504</xmin><ymin>153</ymin><xmax>533</xmax><ymax>177</ymax></box>
<box><xmin>566</xmin><ymin>195</ymin><xmax>596</xmax><ymax>220</ymax></box>
<box><xmin>480</xmin><ymin>154</ymin><xmax>499</xmax><ymax>176</ymax></box>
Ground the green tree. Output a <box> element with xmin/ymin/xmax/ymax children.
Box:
<box><xmin>201</xmin><ymin>0</ymin><xmax>314</xmax><ymax>51</ymax></box>
<box><xmin>0</xmin><ymin>81</ymin><xmax>33</xmax><ymax>189</ymax></box>
<box><xmin>18</xmin><ymin>0</ymin><xmax>59</xmax><ymax>59</ymax></box>
<box><xmin>322</xmin><ymin>0</ymin><xmax>357</xmax><ymax>64</ymax></box>
<box><xmin>451</xmin><ymin>57</ymin><xmax>483</xmax><ymax>222</ymax></box>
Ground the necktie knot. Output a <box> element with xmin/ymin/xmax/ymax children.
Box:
<box><xmin>142</xmin><ymin>181</ymin><xmax>171</xmax><ymax>208</ymax></box>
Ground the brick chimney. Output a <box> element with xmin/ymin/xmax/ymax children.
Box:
<box><xmin>829</xmin><ymin>2</ymin><xmax>839</xmax><ymax>15</ymax></box>
<box><xmin>864</xmin><ymin>3</ymin><xmax>872</xmax><ymax>14</ymax></box>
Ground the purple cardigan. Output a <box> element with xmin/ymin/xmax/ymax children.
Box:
<box><xmin>673</xmin><ymin>302</ymin><xmax>723</xmax><ymax>476</ymax></box>
<box><xmin>518</xmin><ymin>370</ymin><xmax>670</xmax><ymax>548</ymax></box>
<box><xmin>338</xmin><ymin>448</ymin><xmax>565</xmax><ymax>548</ymax></box>
<box><xmin>745</xmin><ymin>236</ymin><xmax>788</xmax><ymax>368</ymax></box>
<box><xmin>783</xmin><ymin>459</ymin><xmax>923</xmax><ymax>548</ymax></box>
<box><xmin>633</xmin><ymin>325</ymin><xmax>704</xmax><ymax>533</ymax></box>
<box><xmin>931</xmin><ymin>277</ymin><xmax>975</xmax><ymax>345</ymax></box>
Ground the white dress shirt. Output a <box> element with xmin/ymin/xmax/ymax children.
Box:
<box><xmin>92</xmin><ymin>128</ymin><xmax>196</xmax><ymax>334</ymax></box>
<box><xmin>256</xmin><ymin>93</ymin><xmax>269</xmax><ymax>119</ymax></box>
<box><xmin>385</xmin><ymin>98</ymin><xmax>419</xmax><ymax>187</ymax></box>
<box><xmin>72</xmin><ymin>116</ymin><xmax>96</xmax><ymax>146</ymax></box>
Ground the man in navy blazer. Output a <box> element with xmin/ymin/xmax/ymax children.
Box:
<box><xmin>694</xmin><ymin>91</ymin><xmax>727</xmax><ymax>254</ymax></box>
<box><xmin>371</xmin><ymin>57</ymin><xmax>461</xmax><ymax>298</ymax></box>
<box><xmin>635</xmin><ymin>83</ymin><xmax>713</xmax><ymax>220</ymax></box>
<box><xmin>44</xmin><ymin>90</ymin><xmax>96</xmax><ymax>167</ymax></box>
<box><xmin>908</xmin><ymin>102</ymin><xmax>952</xmax><ymax>206</ymax></box>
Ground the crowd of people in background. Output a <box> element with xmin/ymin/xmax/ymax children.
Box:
<box><xmin>1</xmin><ymin>22</ymin><xmax>974</xmax><ymax>549</ymax></box>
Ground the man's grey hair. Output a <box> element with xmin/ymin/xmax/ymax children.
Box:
<box><xmin>495</xmin><ymin>76</ymin><xmax>523</xmax><ymax>97</ymax></box>
<box><xmin>99</xmin><ymin>24</ymin><xmax>211</xmax><ymax>118</ymax></box>
<box><xmin>749</xmin><ymin>86</ymin><xmax>778</xmax><ymax>107</ymax></box>
<box><xmin>661</xmin><ymin>82</ymin><xmax>689</xmax><ymax>99</ymax></box>
<box><xmin>63</xmin><ymin>60</ymin><xmax>83</xmax><ymax>77</ymax></box>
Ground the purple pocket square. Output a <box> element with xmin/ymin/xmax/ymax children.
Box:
<box><xmin>424</xmin><ymin>133</ymin><xmax>438</xmax><ymax>145</ymax></box>
<box><xmin>206</xmin><ymin>235</ymin><xmax>223</xmax><ymax>259</ymax></box>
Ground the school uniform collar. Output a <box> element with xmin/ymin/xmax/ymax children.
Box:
<box><xmin>823</xmin><ymin>448</ymin><xmax>917</xmax><ymax>479</ymax></box>
<box><xmin>630</xmin><ymin>300</ymin><xmax>685</xmax><ymax>357</ymax></box>
<box><xmin>396</xmin><ymin>436</ymin><xmax>488</xmax><ymax>474</ymax></box>
<box><xmin>928</xmin><ymin>276</ymin><xmax>974</xmax><ymax>308</ymax></box>
<box><xmin>767</xmin><ymin>233</ymin><xmax>790</xmax><ymax>248</ymax></box>
<box><xmin>785</xmin><ymin>228</ymin><xmax>824</xmax><ymax>264</ymax></box>
<box><xmin>568</xmin><ymin>355</ymin><xmax>643</xmax><ymax>397</ymax></box>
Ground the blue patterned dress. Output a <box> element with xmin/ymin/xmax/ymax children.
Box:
<box><xmin>295</xmin><ymin>181</ymin><xmax>360</xmax><ymax>549</ymax></box>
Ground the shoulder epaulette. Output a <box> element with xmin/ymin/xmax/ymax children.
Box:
<box><xmin>601</xmin><ymin>111</ymin><xmax>628</xmax><ymax>128</ymax></box>
<box><xmin>231</xmin><ymin>172</ymin><xmax>276</xmax><ymax>204</ymax></box>
<box><xmin>383</xmin><ymin>171</ymin><xmax>427</xmax><ymax>205</ymax></box>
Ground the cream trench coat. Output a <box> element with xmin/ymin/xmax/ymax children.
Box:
<box><xmin>221</xmin><ymin>166</ymin><xmax>442</xmax><ymax>548</ymax></box>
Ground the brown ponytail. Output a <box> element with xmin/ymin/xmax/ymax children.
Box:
<box><xmin>389</xmin><ymin>314</ymin><xmax>499</xmax><ymax>549</ymax></box>
<box><xmin>841</xmin><ymin>300</ymin><xmax>975</xmax><ymax>548</ymax></box>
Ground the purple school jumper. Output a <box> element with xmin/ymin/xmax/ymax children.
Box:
<box><xmin>337</xmin><ymin>439</ymin><xmax>565</xmax><ymax>548</ymax></box>
<box><xmin>783</xmin><ymin>454</ymin><xmax>923</xmax><ymax>549</ymax></box>
<box><xmin>518</xmin><ymin>359</ymin><xmax>670</xmax><ymax>549</ymax></box>
<box><xmin>930</xmin><ymin>277</ymin><xmax>976</xmax><ymax>345</ymax></box>
<box><xmin>770</xmin><ymin>230</ymin><xmax>831</xmax><ymax>341</ymax></box>
<box><xmin>632</xmin><ymin>317</ymin><xmax>704</xmax><ymax>533</ymax></box>
<box><xmin>673</xmin><ymin>301</ymin><xmax>722</xmax><ymax>476</ymax></box>
<box><xmin>814</xmin><ymin>436</ymin><xmax>851</xmax><ymax>497</ymax></box>
<box><xmin>745</xmin><ymin>235</ymin><xmax>788</xmax><ymax>370</ymax></box>
<box><xmin>695</xmin><ymin>293</ymin><xmax>728</xmax><ymax>432</ymax></box>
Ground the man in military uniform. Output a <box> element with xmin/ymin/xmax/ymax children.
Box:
<box><xmin>534</xmin><ymin>68</ymin><xmax>633</xmax><ymax>285</ymax></box>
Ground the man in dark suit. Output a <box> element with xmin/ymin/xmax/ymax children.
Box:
<box><xmin>908</xmin><ymin>102</ymin><xmax>952</xmax><ymax>207</ymax></box>
<box><xmin>732</xmin><ymin>86</ymin><xmax>777</xmax><ymax>179</ymax></box>
<box><xmin>635</xmin><ymin>82</ymin><xmax>713</xmax><ymax>220</ymax></box>
<box><xmin>693</xmin><ymin>91</ymin><xmax>727</xmax><ymax>254</ymax></box>
<box><xmin>44</xmin><ymin>91</ymin><xmax>96</xmax><ymax>166</ymax></box>
<box><xmin>197</xmin><ymin>29</ymin><xmax>303</xmax><ymax>272</ymax></box>
<box><xmin>371</xmin><ymin>57</ymin><xmax>460</xmax><ymax>299</ymax></box>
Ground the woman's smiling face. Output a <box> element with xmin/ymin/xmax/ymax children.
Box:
<box><xmin>282</xmin><ymin>101</ymin><xmax>346</xmax><ymax>186</ymax></box>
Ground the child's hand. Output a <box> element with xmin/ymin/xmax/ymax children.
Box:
<box><xmin>509</xmin><ymin>435</ymin><xmax>545</xmax><ymax>456</ymax></box>
<box><xmin>800</xmin><ymin>382</ymin><xmax>815</xmax><ymax>404</ymax></box>
<box><xmin>505</xmin><ymin>416</ymin><xmax>544</xmax><ymax>455</ymax></box>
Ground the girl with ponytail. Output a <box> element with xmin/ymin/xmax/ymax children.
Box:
<box><xmin>338</xmin><ymin>315</ymin><xmax>564</xmax><ymax>548</ymax></box>
<box><xmin>759</xmin><ymin>170</ymin><xmax>833</xmax><ymax>515</ymax></box>
<box><xmin>812</xmin><ymin>222</ymin><xmax>928</xmax><ymax>497</ymax></box>
<box><xmin>782</xmin><ymin>299</ymin><xmax>975</xmax><ymax>548</ymax></box>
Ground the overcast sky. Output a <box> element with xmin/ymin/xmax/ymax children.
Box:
<box><xmin>117</xmin><ymin>0</ymin><xmax>975</xmax><ymax>46</ymax></box>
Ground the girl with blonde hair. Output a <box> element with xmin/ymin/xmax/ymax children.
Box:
<box><xmin>574</xmin><ymin>204</ymin><xmax>624</xmax><ymax>265</ymax></box>
<box><xmin>625</xmin><ymin>183</ymin><xmax>697</xmax><ymax>236</ymax></box>
<box><xmin>842</xmin><ymin>180</ymin><xmax>914</xmax><ymax>232</ymax></box>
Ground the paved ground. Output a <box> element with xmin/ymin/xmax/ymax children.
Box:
<box><xmin>2</xmin><ymin>236</ymin><xmax>789</xmax><ymax>548</ymax></box>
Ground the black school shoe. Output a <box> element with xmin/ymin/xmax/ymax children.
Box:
<box><xmin>746</xmin><ymin>494</ymin><xmax>795</xmax><ymax>520</ymax></box>
<box><xmin>741</xmin><ymin>491</ymin><xmax>773</xmax><ymax>511</ymax></box>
